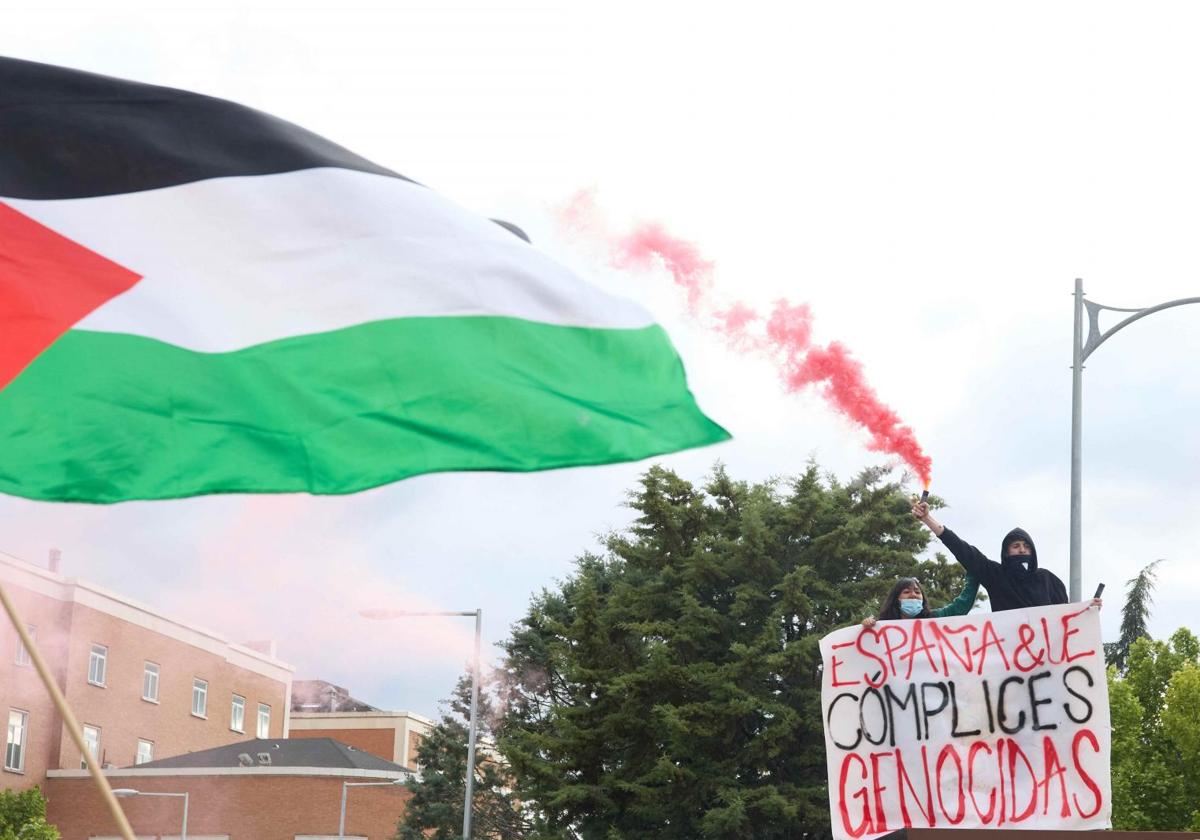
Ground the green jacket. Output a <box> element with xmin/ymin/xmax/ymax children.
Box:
<box><xmin>930</xmin><ymin>571</ymin><xmax>980</xmax><ymax>618</ymax></box>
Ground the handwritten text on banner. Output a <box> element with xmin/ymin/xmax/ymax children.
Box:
<box><xmin>820</xmin><ymin>603</ymin><xmax>1112</xmax><ymax>839</ymax></box>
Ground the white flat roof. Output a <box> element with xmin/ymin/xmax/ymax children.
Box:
<box><xmin>0</xmin><ymin>551</ymin><xmax>294</xmax><ymax>682</ymax></box>
<box><xmin>290</xmin><ymin>710</ymin><xmax>435</xmax><ymax>726</ymax></box>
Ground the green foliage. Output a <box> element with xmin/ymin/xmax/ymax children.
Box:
<box><xmin>1108</xmin><ymin>627</ymin><xmax>1200</xmax><ymax>830</ymax></box>
<box><xmin>394</xmin><ymin>675</ymin><xmax>536</xmax><ymax>840</ymax></box>
<box><xmin>1105</xmin><ymin>559</ymin><xmax>1163</xmax><ymax>672</ymax></box>
<box><xmin>0</xmin><ymin>788</ymin><xmax>59</xmax><ymax>840</ymax></box>
<box><xmin>495</xmin><ymin>464</ymin><xmax>961</xmax><ymax>839</ymax></box>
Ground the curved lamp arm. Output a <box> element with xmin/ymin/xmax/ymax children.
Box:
<box><xmin>1082</xmin><ymin>296</ymin><xmax>1200</xmax><ymax>361</ymax></box>
<box><xmin>1071</xmin><ymin>281</ymin><xmax>1200</xmax><ymax>602</ymax></box>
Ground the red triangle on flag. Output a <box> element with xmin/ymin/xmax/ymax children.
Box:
<box><xmin>1</xmin><ymin>201</ymin><xmax>142</xmax><ymax>391</ymax></box>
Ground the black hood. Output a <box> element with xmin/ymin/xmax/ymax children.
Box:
<box><xmin>1001</xmin><ymin>527</ymin><xmax>1038</xmax><ymax>575</ymax></box>
<box><xmin>936</xmin><ymin>526</ymin><xmax>1069</xmax><ymax>611</ymax></box>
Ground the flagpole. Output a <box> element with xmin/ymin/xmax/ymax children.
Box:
<box><xmin>0</xmin><ymin>581</ymin><xmax>137</xmax><ymax>840</ymax></box>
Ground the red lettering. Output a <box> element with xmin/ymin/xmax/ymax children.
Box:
<box><xmin>838</xmin><ymin>753</ymin><xmax>873</xmax><ymax>838</ymax></box>
<box><xmin>901</xmin><ymin>621</ymin><xmax>942</xmax><ymax>680</ymax></box>
<box><xmin>1039</xmin><ymin>617</ymin><xmax>1065</xmax><ymax>665</ymax></box>
<box><xmin>972</xmin><ymin>621</ymin><xmax>1012</xmax><ymax>673</ymax></box>
<box><xmin>929</xmin><ymin>622</ymin><xmax>976</xmax><ymax>675</ymax></box>
<box><xmin>855</xmin><ymin>630</ymin><xmax>891</xmax><ymax>687</ymax></box>
<box><xmin>1041</xmin><ymin>736</ymin><xmax>1071</xmax><ymax>817</ymax></box>
<box><xmin>895</xmin><ymin>746</ymin><xmax>935</xmax><ymax>828</ymax></box>
<box><xmin>1012</xmin><ymin>623</ymin><xmax>1047</xmax><ymax>672</ymax></box>
<box><xmin>870</xmin><ymin>751</ymin><xmax>893</xmax><ymax>832</ymax></box>
<box><xmin>1071</xmin><ymin>729</ymin><xmax>1104</xmax><ymax>818</ymax></box>
<box><xmin>1060</xmin><ymin>607</ymin><xmax>1096</xmax><ymax>664</ymax></box>
<box><xmin>997</xmin><ymin>737</ymin><xmax>1007</xmax><ymax>826</ymax></box>
<box><xmin>831</xmin><ymin>641</ymin><xmax>861</xmax><ymax>687</ymax></box>
<box><xmin>967</xmin><ymin>741</ymin><xmax>996</xmax><ymax>824</ymax></box>
<box><xmin>935</xmin><ymin>744</ymin><xmax>966</xmax><ymax>824</ymax></box>
<box><xmin>1006</xmin><ymin>738</ymin><xmax>1038</xmax><ymax>822</ymax></box>
<box><xmin>880</xmin><ymin>625</ymin><xmax>910</xmax><ymax>679</ymax></box>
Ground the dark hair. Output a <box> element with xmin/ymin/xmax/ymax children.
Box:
<box><xmin>876</xmin><ymin>577</ymin><xmax>932</xmax><ymax>621</ymax></box>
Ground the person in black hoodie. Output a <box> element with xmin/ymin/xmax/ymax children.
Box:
<box><xmin>911</xmin><ymin>498</ymin><xmax>1079</xmax><ymax>611</ymax></box>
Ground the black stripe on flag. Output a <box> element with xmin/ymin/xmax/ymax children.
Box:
<box><xmin>0</xmin><ymin>57</ymin><xmax>412</xmax><ymax>199</ymax></box>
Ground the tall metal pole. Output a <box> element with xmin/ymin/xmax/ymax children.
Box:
<box><xmin>180</xmin><ymin>792</ymin><xmax>189</xmax><ymax>840</ymax></box>
<box><xmin>1069</xmin><ymin>282</ymin><xmax>1200</xmax><ymax>602</ymax></box>
<box><xmin>462</xmin><ymin>608</ymin><xmax>482</xmax><ymax>840</ymax></box>
<box><xmin>1069</xmin><ymin>278</ymin><xmax>1085</xmax><ymax>602</ymax></box>
<box><xmin>358</xmin><ymin>608</ymin><xmax>482</xmax><ymax>839</ymax></box>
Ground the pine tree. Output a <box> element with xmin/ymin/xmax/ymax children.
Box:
<box><xmin>394</xmin><ymin>676</ymin><xmax>535</xmax><ymax>840</ymax></box>
<box><xmin>1106</xmin><ymin>559</ymin><xmax>1164</xmax><ymax>672</ymax></box>
<box><xmin>496</xmin><ymin>464</ymin><xmax>963</xmax><ymax>839</ymax></box>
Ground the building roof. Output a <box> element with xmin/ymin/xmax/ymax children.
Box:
<box><xmin>291</xmin><ymin>678</ymin><xmax>380</xmax><ymax>712</ymax></box>
<box><xmin>130</xmin><ymin>737</ymin><xmax>411</xmax><ymax>773</ymax></box>
<box><xmin>0</xmin><ymin>550</ymin><xmax>293</xmax><ymax>681</ymax></box>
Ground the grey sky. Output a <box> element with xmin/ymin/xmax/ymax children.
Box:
<box><xmin>2</xmin><ymin>1</ymin><xmax>1199</xmax><ymax>717</ymax></box>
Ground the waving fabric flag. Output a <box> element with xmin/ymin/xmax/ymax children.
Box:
<box><xmin>0</xmin><ymin>57</ymin><xmax>728</xmax><ymax>503</ymax></box>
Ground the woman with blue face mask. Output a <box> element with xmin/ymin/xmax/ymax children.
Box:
<box><xmin>861</xmin><ymin>572</ymin><xmax>980</xmax><ymax>628</ymax></box>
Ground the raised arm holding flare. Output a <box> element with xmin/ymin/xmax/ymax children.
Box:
<box><xmin>910</xmin><ymin>499</ymin><xmax>1098</xmax><ymax>611</ymax></box>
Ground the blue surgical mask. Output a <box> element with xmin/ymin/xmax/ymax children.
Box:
<box><xmin>899</xmin><ymin>598</ymin><xmax>924</xmax><ymax>617</ymax></box>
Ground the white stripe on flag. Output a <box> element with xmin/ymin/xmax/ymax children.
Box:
<box><xmin>9</xmin><ymin>168</ymin><xmax>653</xmax><ymax>352</ymax></box>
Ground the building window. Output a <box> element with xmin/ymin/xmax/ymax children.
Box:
<box><xmin>87</xmin><ymin>644</ymin><xmax>108</xmax><ymax>686</ymax></box>
<box><xmin>230</xmin><ymin>695</ymin><xmax>245</xmax><ymax>732</ymax></box>
<box><xmin>143</xmin><ymin>662</ymin><xmax>160</xmax><ymax>702</ymax></box>
<box><xmin>5</xmin><ymin>709</ymin><xmax>27</xmax><ymax>773</ymax></box>
<box><xmin>135</xmin><ymin>739</ymin><xmax>154</xmax><ymax>765</ymax></box>
<box><xmin>14</xmin><ymin>626</ymin><xmax>35</xmax><ymax>667</ymax></box>
<box><xmin>192</xmin><ymin>678</ymin><xmax>208</xmax><ymax>717</ymax></box>
<box><xmin>81</xmin><ymin>725</ymin><xmax>100</xmax><ymax>769</ymax></box>
<box><xmin>256</xmin><ymin>703</ymin><xmax>271</xmax><ymax>738</ymax></box>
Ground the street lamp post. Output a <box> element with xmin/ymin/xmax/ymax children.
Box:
<box><xmin>360</xmin><ymin>608</ymin><xmax>483</xmax><ymax>840</ymax></box>
<box><xmin>111</xmin><ymin>788</ymin><xmax>189</xmax><ymax>840</ymax></box>
<box><xmin>1069</xmin><ymin>278</ymin><xmax>1200</xmax><ymax>600</ymax></box>
<box><xmin>338</xmin><ymin>778</ymin><xmax>406</xmax><ymax>838</ymax></box>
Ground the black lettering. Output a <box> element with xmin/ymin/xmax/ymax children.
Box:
<box><xmin>982</xmin><ymin>679</ymin><xmax>996</xmax><ymax>733</ymax></box>
<box><xmin>1062</xmin><ymin>666</ymin><xmax>1095</xmax><ymax>724</ymax></box>
<box><xmin>861</xmin><ymin>687</ymin><xmax>890</xmax><ymax>746</ymax></box>
<box><xmin>949</xmin><ymin>681</ymin><xmax>982</xmax><ymax>737</ymax></box>
<box><xmin>828</xmin><ymin>692</ymin><xmax>863</xmax><ymax>750</ymax></box>
<box><xmin>1027</xmin><ymin>671</ymin><xmax>1057</xmax><ymax>731</ymax></box>
<box><xmin>920</xmin><ymin>682</ymin><xmax>950</xmax><ymax>740</ymax></box>
<box><xmin>997</xmin><ymin>675</ymin><xmax>1027</xmax><ymax>734</ymax></box>
<box><xmin>883</xmin><ymin>683</ymin><xmax>919</xmax><ymax>748</ymax></box>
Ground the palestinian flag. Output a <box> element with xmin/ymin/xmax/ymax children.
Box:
<box><xmin>0</xmin><ymin>57</ymin><xmax>728</xmax><ymax>503</ymax></box>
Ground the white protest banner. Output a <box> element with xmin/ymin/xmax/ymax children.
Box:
<box><xmin>820</xmin><ymin>602</ymin><xmax>1111</xmax><ymax>839</ymax></box>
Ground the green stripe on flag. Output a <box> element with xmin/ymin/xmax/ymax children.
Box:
<box><xmin>0</xmin><ymin>317</ymin><xmax>728</xmax><ymax>502</ymax></box>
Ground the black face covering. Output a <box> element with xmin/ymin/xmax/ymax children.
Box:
<box><xmin>1003</xmin><ymin>554</ymin><xmax>1033</xmax><ymax>577</ymax></box>
<box><xmin>1000</xmin><ymin>527</ymin><xmax>1043</xmax><ymax>597</ymax></box>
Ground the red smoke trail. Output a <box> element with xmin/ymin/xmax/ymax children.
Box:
<box><xmin>612</xmin><ymin>223</ymin><xmax>714</xmax><ymax>315</ymax></box>
<box><xmin>559</xmin><ymin>190</ymin><xmax>933</xmax><ymax>487</ymax></box>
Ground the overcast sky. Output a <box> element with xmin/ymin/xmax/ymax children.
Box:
<box><xmin>3</xmin><ymin>1</ymin><xmax>1200</xmax><ymax>717</ymax></box>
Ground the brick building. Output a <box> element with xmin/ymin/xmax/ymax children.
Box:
<box><xmin>1</xmin><ymin>550</ymin><xmax>293</xmax><ymax>790</ymax></box>
<box><xmin>289</xmin><ymin>680</ymin><xmax>433</xmax><ymax>769</ymax></box>
<box><xmin>46</xmin><ymin>736</ymin><xmax>412</xmax><ymax>840</ymax></box>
